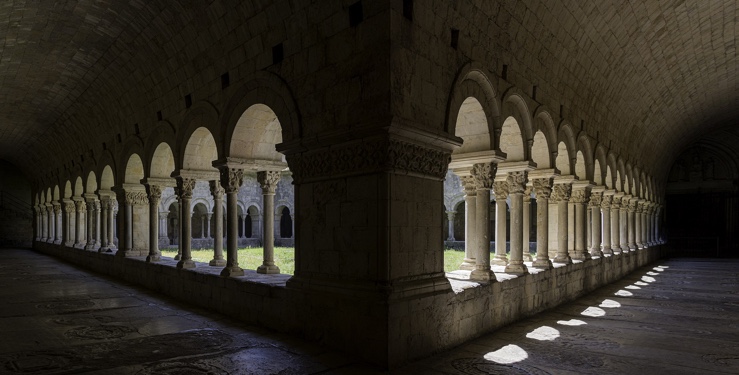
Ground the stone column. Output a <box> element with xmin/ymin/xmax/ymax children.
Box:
<box><xmin>55</xmin><ymin>203</ymin><xmax>63</xmax><ymax>244</ymax></box>
<box><xmin>175</xmin><ymin>178</ymin><xmax>196</xmax><ymax>268</ymax></box>
<box><xmin>84</xmin><ymin>199</ymin><xmax>95</xmax><ymax>250</ymax></box>
<box><xmin>240</xmin><ymin>214</ymin><xmax>246</xmax><ymax>238</ymax></box>
<box><xmin>505</xmin><ymin>171</ymin><xmax>528</xmax><ymax>275</ymax></box>
<box><xmin>62</xmin><ymin>200</ymin><xmax>75</xmax><ymax>247</ymax></box>
<box><xmin>646</xmin><ymin>203</ymin><xmax>653</xmax><ymax>245</ymax></box>
<box><xmin>206</xmin><ymin>214</ymin><xmax>212</xmax><ymax>238</ymax></box>
<box><xmin>586</xmin><ymin>204</ymin><xmax>592</xmax><ymax>255</ymax></box>
<box><xmin>627</xmin><ymin>198</ymin><xmax>637</xmax><ymax>250</ymax></box>
<box><xmin>99</xmin><ymin>198</ymin><xmax>110</xmax><ymax>252</ymax></box>
<box><xmin>471</xmin><ymin>162</ymin><xmax>496</xmax><ymax>281</ymax></box>
<box><xmin>635</xmin><ymin>200</ymin><xmax>643</xmax><ymax>249</ymax></box>
<box><xmin>532</xmin><ymin>177</ymin><xmax>553</xmax><ymax>269</ymax></box>
<box><xmin>611</xmin><ymin>194</ymin><xmax>622</xmax><ymax>254</ymax></box>
<box><xmin>159</xmin><ymin>212</ymin><xmax>168</xmax><ymax>239</ymax></box>
<box><xmin>39</xmin><ymin>206</ymin><xmax>46</xmax><ymax>241</ymax></box>
<box><xmin>219</xmin><ymin>167</ymin><xmax>244</xmax><ymax>277</ymax></box>
<box><xmin>552</xmin><ymin>182</ymin><xmax>572</xmax><ymax>264</ymax></box>
<box><xmin>620</xmin><ymin>196</ymin><xmax>630</xmax><ymax>252</ymax></box>
<box><xmin>33</xmin><ymin>206</ymin><xmax>40</xmax><ymax>241</ymax></box>
<box><xmin>73</xmin><ymin>199</ymin><xmax>85</xmax><ymax>248</ymax></box>
<box><xmin>94</xmin><ymin>200</ymin><xmax>101</xmax><ymax>248</ymax></box>
<box><xmin>146</xmin><ymin>185</ymin><xmax>162</xmax><ymax>262</ymax></box>
<box><xmin>589</xmin><ymin>190</ymin><xmax>603</xmax><ymax>257</ymax></box>
<box><xmin>571</xmin><ymin>183</ymin><xmax>591</xmax><ymax>261</ymax></box>
<box><xmin>567</xmin><ymin>199</ymin><xmax>575</xmax><ymax>258</ymax></box>
<box><xmin>522</xmin><ymin>186</ymin><xmax>533</xmax><ymax>262</ymax></box>
<box><xmin>209</xmin><ymin>181</ymin><xmax>226</xmax><ymax>267</ymax></box>
<box><xmin>275</xmin><ymin>213</ymin><xmax>282</xmax><ymax>239</ymax></box>
<box><xmin>200</xmin><ymin>215</ymin><xmax>206</xmax><ymax>239</ymax></box>
<box><xmin>257</xmin><ymin>170</ymin><xmax>281</xmax><ymax>274</ymax></box>
<box><xmin>47</xmin><ymin>204</ymin><xmax>54</xmax><ymax>242</ymax></box>
<box><xmin>458</xmin><ymin>176</ymin><xmax>477</xmax><ymax>270</ymax></box>
<box><xmin>445</xmin><ymin>211</ymin><xmax>456</xmax><ymax>241</ymax></box>
<box><xmin>492</xmin><ymin>180</ymin><xmax>509</xmax><ymax>266</ymax></box>
<box><xmin>601</xmin><ymin>192</ymin><xmax>613</xmax><ymax>255</ymax></box>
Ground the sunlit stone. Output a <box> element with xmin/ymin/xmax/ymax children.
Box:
<box><xmin>653</xmin><ymin>267</ymin><xmax>664</xmax><ymax>272</ymax></box>
<box><xmin>483</xmin><ymin>344</ymin><xmax>529</xmax><ymax>364</ymax></box>
<box><xmin>557</xmin><ymin>319</ymin><xmax>587</xmax><ymax>326</ymax></box>
<box><xmin>641</xmin><ymin>276</ymin><xmax>656</xmax><ymax>283</ymax></box>
<box><xmin>526</xmin><ymin>326</ymin><xmax>560</xmax><ymax>341</ymax></box>
<box><xmin>600</xmin><ymin>299</ymin><xmax>621</xmax><ymax>308</ymax></box>
<box><xmin>615</xmin><ymin>290</ymin><xmax>633</xmax><ymax>297</ymax></box>
<box><xmin>647</xmin><ymin>271</ymin><xmax>659</xmax><ymax>276</ymax></box>
<box><xmin>625</xmin><ymin>285</ymin><xmax>641</xmax><ymax>289</ymax></box>
<box><xmin>635</xmin><ymin>281</ymin><xmax>649</xmax><ymax>286</ymax></box>
<box><xmin>581</xmin><ymin>306</ymin><xmax>606</xmax><ymax>317</ymax></box>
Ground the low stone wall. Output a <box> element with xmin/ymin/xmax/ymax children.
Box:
<box><xmin>33</xmin><ymin>241</ymin><xmax>665</xmax><ymax>368</ymax></box>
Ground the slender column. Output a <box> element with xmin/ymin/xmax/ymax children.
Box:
<box><xmin>492</xmin><ymin>180</ymin><xmax>509</xmax><ymax>266</ymax></box>
<box><xmin>586</xmin><ymin>204</ymin><xmax>592</xmax><ymax>255</ymax></box>
<box><xmin>601</xmin><ymin>193</ymin><xmax>613</xmax><ymax>255</ymax></box>
<box><xmin>471</xmin><ymin>162</ymin><xmax>496</xmax><ymax>281</ymax></box>
<box><xmin>275</xmin><ymin>213</ymin><xmax>282</xmax><ymax>239</ymax></box>
<box><xmin>522</xmin><ymin>187</ymin><xmax>533</xmax><ymax>262</ymax></box>
<box><xmin>219</xmin><ymin>167</ymin><xmax>245</xmax><ymax>277</ymax></box>
<box><xmin>206</xmin><ymin>214</ymin><xmax>212</xmax><ymax>238</ymax></box>
<box><xmin>62</xmin><ymin>200</ymin><xmax>75</xmax><ymax>247</ymax></box>
<box><xmin>99</xmin><ymin>199</ymin><xmax>110</xmax><ymax>252</ymax></box>
<box><xmin>611</xmin><ymin>194</ymin><xmax>622</xmax><ymax>254</ymax></box>
<box><xmin>48</xmin><ymin>204</ymin><xmax>55</xmax><ymax>242</ymax></box>
<box><xmin>620</xmin><ymin>196</ymin><xmax>630</xmax><ymax>252</ymax></box>
<box><xmin>655</xmin><ymin>205</ymin><xmax>661</xmax><ymax>244</ymax></box>
<box><xmin>94</xmin><ymin>200</ymin><xmax>101</xmax><ymax>247</ymax></box>
<box><xmin>209</xmin><ymin>181</ymin><xmax>226</xmax><ymax>266</ymax></box>
<box><xmin>635</xmin><ymin>200</ymin><xmax>643</xmax><ymax>248</ymax></box>
<box><xmin>159</xmin><ymin>212</ymin><xmax>168</xmax><ymax>238</ymax></box>
<box><xmin>42</xmin><ymin>206</ymin><xmax>50</xmax><ymax>241</ymax></box>
<box><xmin>174</xmin><ymin>203</ymin><xmax>182</xmax><ymax>259</ymax></box>
<box><xmin>257</xmin><ymin>170</ymin><xmax>281</xmax><ymax>274</ymax></box>
<box><xmin>571</xmin><ymin>184</ymin><xmax>591</xmax><ymax>261</ymax></box>
<box><xmin>567</xmin><ymin>200</ymin><xmax>575</xmax><ymax>258</ymax></box>
<box><xmin>33</xmin><ymin>206</ymin><xmax>40</xmax><ymax>241</ymax></box>
<box><xmin>200</xmin><ymin>215</ymin><xmax>205</xmax><ymax>239</ymax></box>
<box><xmin>146</xmin><ymin>185</ymin><xmax>162</xmax><ymax>262</ymax></box>
<box><xmin>74</xmin><ymin>199</ymin><xmax>85</xmax><ymax>248</ymax></box>
<box><xmin>552</xmin><ymin>183</ymin><xmax>572</xmax><ymax>264</ymax></box>
<box><xmin>627</xmin><ymin>198</ymin><xmax>637</xmax><ymax>250</ymax></box>
<box><xmin>589</xmin><ymin>190</ymin><xmax>603</xmax><ymax>257</ymax></box>
<box><xmin>532</xmin><ymin>178</ymin><xmax>553</xmax><ymax>269</ymax></box>
<box><xmin>84</xmin><ymin>199</ymin><xmax>95</xmax><ymax>250</ymax></box>
<box><xmin>241</xmin><ymin>214</ymin><xmax>247</xmax><ymax>238</ymax></box>
<box><xmin>55</xmin><ymin>203</ymin><xmax>63</xmax><ymax>244</ymax></box>
<box><xmin>446</xmin><ymin>211</ymin><xmax>456</xmax><ymax>241</ymax></box>
<box><xmin>646</xmin><ymin>203</ymin><xmax>652</xmax><ymax>245</ymax></box>
<box><xmin>458</xmin><ymin>177</ymin><xmax>477</xmax><ymax>270</ymax></box>
<box><xmin>176</xmin><ymin>178</ymin><xmax>196</xmax><ymax>268</ymax></box>
<box><xmin>505</xmin><ymin>171</ymin><xmax>528</xmax><ymax>275</ymax></box>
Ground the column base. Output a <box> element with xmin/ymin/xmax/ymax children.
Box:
<box><xmin>524</xmin><ymin>253</ymin><xmax>534</xmax><ymax>262</ymax></box>
<box><xmin>572</xmin><ymin>252</ymin><xmax>591</xmax><ymax>261</ymax></box>
<box><xmin>209</xmin><ymin>258</ymin><xmax>226</xmax><ymax>267</ymax></box>
<box><xmin>146</xmin><ymin>254</ymin><xmax>161</xmax><ymax>262</ymax></box>
<box><xmin>53</xmin><ymin>240</ymin><xmax>62</xmax><ymax>245</ymax></box>
<box><xmin>553</xmin><ymin>254</ymin><xmax>572</xmax><ymax>264</ymax></box>
<box><xmin>220</xmin><ymin>266</ymin><xmax>244</xmax><ymax>277</ymax></box>
<box><xmin>64</xmin><ymin>241</ymin><xmax>75</xmax><ymax>247</ymax></box>
<box><xmin>74</xmin><ymin>243</ymin><xmax>85</xmax><ymax>249</ymax></box>
<box><xmin>621</xmin><ymin>245</ymin><xmax>630</xmax><ymax>253</ymax></box>
<box><xmin>505</xmin><ymin>262</ymin><xmax>529</xmax><ymax>275</ymax></box>
<box><xmin>590</xmin><ymin>249</ymin><xmax>603</xmax><ymax>258</ymax></box>
<box><xmin>98</xmin><ymin>246</ymin><xmax>112</xmax><ymax>253</ymax></box>
<box><xmin>176</xmin><ymin>259</ymin><xmax>196</xmax><ymax>269</ymax></box>
<box><xmin>116</xmin><ymin>249</ymin><xmax>145</xmax><ymax>257</ymax></box>
<box><xmin>602</xmin><ymin>247</ymin><xmax>613</xmax><ymax>255</ymax></box>
<box><xmin>174</xmin><ymin>253</ymin><xmax>182</xmax><ymax>260</ymax></box>
<box><xmin>470</xmin><ymin>269</ymin><xmax>496</xmax><ymax>282</ymax></box>
<box><xmin>532</xmin><ymin>258</ymin><xmax>553</xmax><ymax>269</ymax></box>
<box><xmin>84</xmin><ymin>243</ymin><xmax>96</xmax><ymax>251</ymax></box>
<box><xmin>491</xmin><ymin>255</ymin><xmax>508</xmax><ymax>266</ymax></box>
<box><xmin>257</xmin><ymin>264</ymin><xmax>281</xmax><ymax>274</ymax></box>
<box><xmin>458</xmin><ymin>258</ymin><xmax>476</xmax><ymax>271</ymax></box>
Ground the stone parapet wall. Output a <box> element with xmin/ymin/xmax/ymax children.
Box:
<box><xmin>33</xmin><ymin>242</ymin><xmax>665</xmax><ymax>367</ymax></box>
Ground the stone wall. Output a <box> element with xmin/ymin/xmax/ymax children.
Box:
<box><xmin>34</xmin><ymin>241</ymin><xmax>666</xmax><ymax>368</ymax></box>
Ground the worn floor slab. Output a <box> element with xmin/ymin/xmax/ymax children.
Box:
<box><xmin>1</xmin><ymin>249</ymin><xmax>737</xmax><ymax>374</ymax></box>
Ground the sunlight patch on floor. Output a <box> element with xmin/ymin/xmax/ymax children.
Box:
<box><xmin>625</xmin><ymin>285</ymin><xmax>641</xmax><ymax>290</ymax></box>
<box><xmin>641</xmin><ymin>276</ymin><xmax>656</xmax><ymax>283</ymax></box>
<box><xmin>599</xmin><ymin>299</ymin><xmax>621</xmax><ymax>308</ymax></box>
<box><xmin>635</xmin><ymin>281</ymin><xmax>649</xmax><ymax>286</ymax></box>
<box><xmin>581</xmin><ymin>306</ymin><xmax>606</xmax><ymax>317</ymax></box>
<box><xmin>525</xmin><ymin>326</ymin><xmax>560</xmax><ymax>341</ymax></box>
<box><xmin>615</xmin><ymin>290</ymin><xmax>633</xmax><ymax>297</ymax></box>
<box><xmin>483</xmin><ymin>344</ymin><xmax>528</xmax><ymax>364</ymax></box>
<box><xmin>557</xmin><ymin>319</ymin><xmax>587</xmax><ymax>326</ymax></box>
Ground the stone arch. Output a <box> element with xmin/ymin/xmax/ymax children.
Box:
<box><xmin>445</xmin><ymin>63</ymin><xmax>499</xmax><ymax>145</ymax></box>
<box><xmin>640</xmin><ymin>171</ymin><xmax>647</xmax><ymax>198</ymax></box>
<box><xmin>606</xmin><ymin>153</ymin><xmax>618</xmax><ymax>190</ymax></box>
<box><xmin>624</xmin><ymin>163</ymin><xmax>633</xmax><ymax>194</ymax></box>
<box><xmin>100</xmin><ymin>165</ymin><xmax>115</xmax><ymax>191</ymax></box>
<box><xmin>575</xmin><ymin>134</ymin><xmax>594</xmax><ymax>181</ymax></box>
<box><xmin>593</xmin><ymin>145</ymin><xmax>608</xmax><ymax>186</ymax></box>
<box><xmin>86</xmin><ymin>171</ymin><xmax>98</xmax><ymax>194</ymax></box>
<box><xmin>556</xmin><ymin>122</ymin><xmax>577</xmax><ymax>175</ymax></box>
<box><xmin>191</xmin><ymin>197</ymin><xmax>212</xmax><ymax>213</ymax></box>
<box><xmin>124</xmin><ymin>154</ymin><xmax>145</xmax><ymax>184</ymax></box>
<box><xmin>63</xmin><ymin>180</ymin><xmax>72</xmax><ymax>199</ymax></box>
<box><xmin>632</xmin><ymin>166</ymin><xmax>641</xmax><ymax>197</ymax></box>
<box><xmin>221</xmin><ymin>72</ymin><xmax>302</xmax><ymax>154</ymax></box>
<box><xmin>96</xmin><ymin>150</ymin><xmax>117</xmax><ymax>190</ymax></box>
<box><xmin>452</xmin><ymin>97</ymin><xmax>494</xmax><ymax>154</ymax></box>
<box><xmin>531</xmin><ymin>106</ymin><xmax>558</xmax><ymax>169</ymax></box>
<box><xmin>119</xmin><ymin>138</ymin><xmax>146</xmax><ymax>184</ymax></box>
<box><xmin>74</xmin><ymin>176</ymin><xmax>84</xmax><ymax>197</ymax></box>
<box><xmin>616</xmin><ymin>158</ymin><xmax>626</xmax><ymax>192</ymax></box>
<box><xmin>499</xmin><ymin>89</ymin><xmax>532</xmax><ymax>161</ymax></box>
<box><xmin>53</xmin><ymin>185</ymin><xmax>60</xmax><ymax>201</ymax></box>
<box><xmin>149</xmin><ymin>142</ymin><xmax>176</xmax><ymax>179</ymax></box>
<box><xmin>226</xmin><ymin>104</ymin><xmax>285</xmax><ymax>163</ymax></box>
<box><xmin>176</xmin><ymin>101</ymin><xmax>221</xmax><ymax>171</ymax></box>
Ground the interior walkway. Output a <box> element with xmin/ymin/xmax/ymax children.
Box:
<box><xmin>1</xmin><ymin>248</ymin><xmax>737</xmax><ymax>374</ymax></box>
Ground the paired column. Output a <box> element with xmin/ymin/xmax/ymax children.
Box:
<box><xmin>257</xmin><ymin>170</ymin><xmax>281</xmax><ymax>274</ymax></box>
<box><xmin>551</xmin><ymin>181</ymin><xmax>572</xmax><ymax>264</ymax></box>
<box><xmin>175</xmin><ymin>178</ymin><xmax>196</xmax><ymax>268</ymax></box>
<box><xmin>146</xmin><ymin>185</ymin><xmax>162</xmax><ymax>262</ymax></box>
<box><xmin>446</xmin><ymin>211</ymin><xmax>456</xmax><ymax>241</ymax></box>
<box><xmin>588</xmin><ymin>189</ymin><xmax>603</xmax><ymax>257</ymax></box>
<box><xmin>601</xmin><ymin>192</ymin><xmax>613</xmax><ymax>255</ymax></box>
<box><xmin>62</xmin><ymin>200</ymin><xmax>75</xmax><ymax>247</ymax></box>
<box><xmin>84</xmin><ymin>197</ymin><xmax>96</xmax><ymax>250</ymax></box>
<box><xmin>240</xmin><ymin>214</ymin><xmax>247</xmax><ymax>238</ymax></box>
<box><xmin>458</xmin><ymin>176</ymin><xmax>477</xmax><ymax>270</ymax></box>
<box><xmin>492</xmin><ymin>180</ymin><xmax>509</xmax><ymax>266</ymax></box>
<box><xmin>219</xmin><ymin>167</ymin><xmax>245</xmax><ymax>277</ymax></box>
<box><xmin>610</xmin><ymin>194</ymin><xmax>622</xmax><ymax>254</ymax></box>
<box><xmin>532</xmin><ymin>177</ymin><xmax>553</xmax><ymax>269</ymax></box>
<box><xmin>99</xmin><ymin>197</ymin><xmax>110</xmax><ymax>252</ymax></box>
<box><xmin>74</xmin><ymin>199</ymin><xmax>85</xmax><ymax>248</ymax></box>
<box><xmin>571</xmin><ymin>182</ymin><xmax>591</xmax><ymax>261</ymax></box>
<box><xmin>42</xmin><ymin>205</ymin><xmax>50</xmax><ymax>241</ymax></box>
<box><xmin>54</xmin><ymin>203</ymin><xmax>62</xmax><ymax>244</ymax></box>
<box><xmin>471</xmin><ymin>162</ymin><xmax>496</xmax><ymax>281</ymax></box>
<box><xmin>620</xmin><ymin>196</ymin><xmax>630</xmax><ymax>252</ymax></box>
<box><xmin>627</xmin><ymin>198</ymin><xmax>637</xmax><ymax>250</ymax></box>
<box><xmin>209</xmin><ymin>181</ymin><xmax>226</xmax><ymax>266</ymax></box>
<box><xmin>635</xmin><ymin>199</ymin><xmax>643</xmax><ymax>249</ymax></box>
<box><xmin>505</xmin><ymin>171</ymin><xmax>528</xmax><ymax>275</ymax></box>
<box><xmin>522</xmin><ymin>187</ymin><xmax>533</xmax><ymax>262</ymax></box>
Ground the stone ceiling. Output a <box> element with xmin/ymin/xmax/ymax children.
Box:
<box><xmin>0</xmin><ymin>1</ymin><xmax>736</xmax><ymax>183</ymax></box>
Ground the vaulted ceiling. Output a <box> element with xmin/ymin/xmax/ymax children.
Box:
<box><xmin>0</xmin><ymin>0</ymin><xmax>736</xmax><ymax>185</ymax></box>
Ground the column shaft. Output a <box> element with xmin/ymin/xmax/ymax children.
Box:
<box><xmin>589</xmin><ymin>191</ymin><xmax>603</xmax><ymax>257</ymax></box>
<box><xmin>146</xmin><ymin>185</ymin><xmax>161</xmax><ymax>262</ymax></box>
<box><xmin>470</xmin><ymin>162</ymin><xmax>496</xmax><ymax>281</ymax></box>
<box><xmin>532</xmin><ymin>178</ymin><xmax>552</xmax><ymax>269</ymax></box>
<box><xmin>210</xmin><ymin>181</ymin><xmax>225</xmax><ymax>267</ymax></box>
<box><xmin>492</xmin><ymin>181</ymin><xmax>509</xmax><ymax>266</ymax></box>
<box><xmin>219</xmin><ymin>168</ymin><xmax>244</xmax><ymax>277</ymax></box>
<box><xmin>176</xmin><ymin>178</ymin><xmax>195</xmax><ymax>269</ymax></box>
<box><xmin>505</xmin><ymin>171</ymin><xmax>528</xmax><ymax>275</ymax></box>
<box><xmin>602</xmin><ymin>195</ymin><xmax>612</xmax><ymax>255</ymax></box>
<box><xmin>257</xmin><ymin>171</ymin><xmax>281</xmax><ymax>274</ymax></box>
<box><xmin>459</xmin><ymin>179</ymin><xmax>476</xmax><ymax>270</ymax></box>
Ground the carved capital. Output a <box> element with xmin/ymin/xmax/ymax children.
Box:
<box><xmin>64</xmin><ymin>202</ymin><xmax>76</xmax><ymax>213</ymax></box>
<box><xmin>588</xmin><ymin>192</ymin><xmax>603</xmax><ymax>208</ymax></box>
<box><xmin>146</xmin><ymin>185</ymin><xmax>162</xmax><ymax>203</ymax></box>
<box><xmin>460</xmin><ymin>175</ymin><xmax>477</xmax><ymax>195</ymax></box>
<box><xmin>257</xmin><ymin>171</ymin><xmax>282</xmax><ymax>194</ymax></box>
<box><xmin>523</xmin><ymin>186</ymin><xmax>533</xmax><ymax>202</ymax></box>
<box><xmin>628</xmin><ymin>200</ymin><xmax>638</xmax><ymax>212</ymax></box>
<box><xmin>600</xmin><ymin>195</ymin><xmax>612</xmax><ymax>209</ymax></box>
<box><xmin>472</xmin><ymin>162</ymin><xmax>496</xmax><ymax>190</ymax></box>
<box><xmin>219</xmin><ymin>168</ymin><xmax>244</xmax><ymax>193</ymax></box>
<box><xmin>74</xmin><ymin>200</ymin><xmax>86</xmax><ymax>213</ymax></box>
<box><xmin>209</xmin><ymin>180</ymin><xmax>225</xmax><ymax>199</ymax></box>
<box><xmin>53</xmin><ymin>205</ymin><xmax>61</xmax><ymax>214</ymax></box>
<box><xmin>551</xmin><ymin>184</ymin><xmax>572</xmax><ymax>203</ymax></box>
<box><xmin>532</xmin><ymin>178</ymin><xmax>552</xmax><ymax>199</ymax></box>
<box><xmin>570</xmin><ymin>189</ymin><xmax>589</xmax><ymax>204</ymax></box>
<box><xmin>611</xmin><ymin>196</ymin><xmax>622</xmax><ymax>209</ymax></box>
<box><xmin>125</xmin><ymin>191</ymin><xmax>149</xmax><ymax>206</ymax></box>
<box><xmin>506</xmin><ymin>171</ymin><xmax>528</xmax><ymax>194</ymax></box>
<box><xmin>176</xmin><ymin>178</ymin><xmax>196</xmax><ymax>199</ymax></box>
<box><xmin>493</xmin><ymin>181</ymin><xmax>509</xmax><ymax>200</ymax></box>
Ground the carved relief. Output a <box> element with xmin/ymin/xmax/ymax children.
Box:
<box><xmin>147</xmin><ymin>185</ymin><xmax>162</xmax><ymax>202</ymax></box>
<box><xmin>506</xmin><ymin>171</ymin><xmax>527</xmax><ymax>194</ymax></box>
<box><xmin>257</xmin><ymin>171</ymin><xmax>282</xmax><ymax>194</ymax></box>
<box><xmin>611</xmin><ymin>196</ymin><xmax>622</xmax><ymax>209</ymax></box>
<box><xmin>601</xmin><ymin>195</ymin><xmax>612</xmax><ymax>209</ymax></box>
<box><xmin>570</xmin><ymin>189</ymin><xmax>589</xmax><ymax>204</ymax></box>
<box><xmin>125</xmin><ymin>191</ymin><xmax>149</xmax><ymax>206</ymax></box>
<box><xmin>493</xmin><ymin>181</ymin><xmax>509</xmax><ymax>200</ymax></box>
<box><xmin>472</xmin><ymin>163</ymin><xmax>496</xmax><ymax>190</ymax></box>
<box><xmin>176</xmin><ymin>178</ymin><xmax>196</xmax><ymax>199</ymax></box>
<box><xmin>588</xmin><ymin>192</ymin><xmax>603</xmax><ymax>207</ymax></box>
<box><xmin>551</xmin><ymin>184</ymin><xmax>572</xmax><ymax>203</ymax></box>
<box><xmin>532</xmin><ymin>178</ymin><xmax>552</xmax><ymax>200</ymax></box>
<box><xmin>219</xmin><ymin>168</ymin><xmax>244</xmax><ymax>193</ymax></box>
<box><xmin>209</xmin><ymin>181</ymin><xmax>225</xmax><ymax>199</ymax></box>
<box><xmin>460</xmin><ymin>175</ymin><xmax>477</xmax><ymax>194</ymax></box>
<box><xmin>74</xmin><ymin>200</ymin><xmax>86</xmax><ymax>213</ymax></box>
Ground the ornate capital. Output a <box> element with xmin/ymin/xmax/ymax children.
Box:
<box><xmin>125</xmin><ymin>191</ymin><xmax>149</xmax><ymax>206</ymax></box>
<box><xmin>147</xmin><ymin>185</ymin><xmax>162</xmax><ymax>202</ymax></box>
<box><xmin>611</xmin><ymin>196</ymin><xmax>622</xmax><ymax>209</ymax></box>
<box><xmin>53</xmin><ymin>205</ymin><xmax>61</xmax><ymax>214</ymax></box>
<box><xmin>570</xmin><ymin>189</ymin><xmax>589</xmax><ymax>204</ymax></box>
<box><xmin>493</xmin><ymin>180</ymin><xmax>509</xmax><ymax>200</ymax></box>
<box><xmin>628</xmin><ymin>200</ymin><xmax>638</xmax><ymax>212</ymax></box>
<box><xmin>472</xmin><ymin>162</ymin><xmax>496</xmax><ymax>190</ymax></box>
<box><xmin>257</xmin><ymin>171</ymin><xmax>281</xmax><ymax>194</ymax></box>
<box><xmin>532</xmin><ymin>178</ymin><xmax>552</xmax><ymax>199</ymax></box>
<box><xmin>74</xmin><ymin>200</ymin><xmax>86</xmax><ymax>212</ymax></box>
<box><xmin>460</xmin><ymin>175</ymin><xmax>477</xmax><ymax>195</ymax></box>
<box><xmin>588</xmin><ymin>192</ymin><xmax>603</xmax><ymax>208</ymax></box>
<box><xmin>176</xmin><ymin>178</ymin><xmax>196</xmax><ymax>199</ymax></box>
<box><xmin>600</xmin><ymin>195</ymin><xmax>612</xmax><ymax>209</ymax></box>
<box><xmin>551</xmin><ymin>184</ymin><xmax>572</xmax><ymax>203</ymax></box>
<box><xmin>64</xmin><ymin>202</ymin><xmax>76</xmax><ymax>213</ymax></box>
<box><xmin>219</xmin><ymin>168</ymin><xmax>244</xmax><ymax>193</ymax></box>
<box><xmin>209</xmin><ymin>180</ymin><xmax>225</xmax><ymax>199</ymax></box>
<box><xmin>506</xmin><ymin>171</ymin><xmax>528</xmax><ymax>194</ymax></box>
<box><xmin>523</xmin><ymin>186</ymin><xmax>533</xmax><ymax>202</ymax></box>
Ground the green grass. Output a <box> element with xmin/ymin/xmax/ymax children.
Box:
<box><xmin>161</xmin><ymin>247</ymin><xmax>469</xmax><ymax>275</ymax></box>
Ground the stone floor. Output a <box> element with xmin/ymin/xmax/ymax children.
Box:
<box><xmin>1</xmin><ymin>249</ymin><xmax>737</xmax><ymax>374</ymax></box>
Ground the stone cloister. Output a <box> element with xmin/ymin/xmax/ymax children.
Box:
<box><xmin>0</xmin><ymin>0</ymin><xmax>734</xmax><ymax>370</ymax></box>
